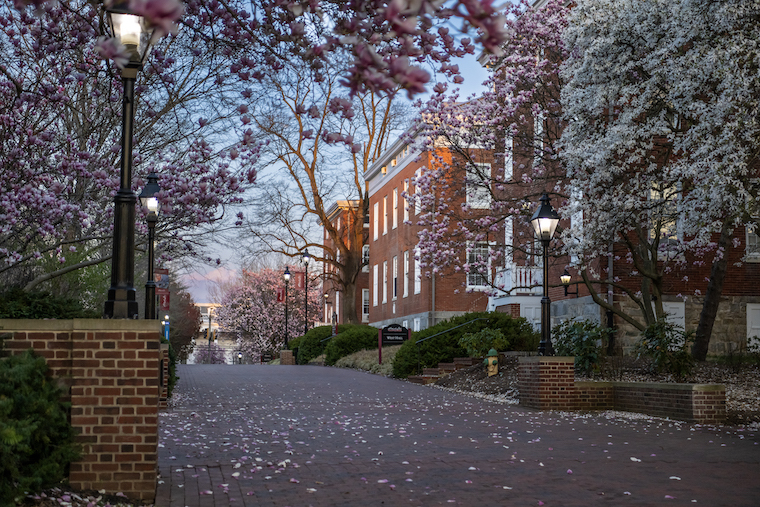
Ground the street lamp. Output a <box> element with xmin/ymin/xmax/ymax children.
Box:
<box><xmin>302</xmin><ymin>249</ymin><xmax>311</xmax><ymax>335</ymax></box>
<box><xmin>560</xmin><ymin>269</ymin><xmax>579</xmax><ymax>298</ymax></box>
<box><xmin>139</xmin><ymin>173</ymin><xmax>161</xmax><ymax>319</ymax></box>
<box><xmin>103</xmin><ymin>2</ymin><xmax>155</xmax><ymax>319</ymax></box>
<box><xmin>283</xmin><ymin>266</ymin><xmax>291</xmax><ymax>350</ymax></box>
<box><xmin>530</xmin><ymin>194</ymin><xmax>560</xmax><ymax>356</ymax></box>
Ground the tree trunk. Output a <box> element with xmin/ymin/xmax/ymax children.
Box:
<box><xmin>342</xmin><ymin>281</ymin><xmax>359</xmax><ymax>324</ymax></box>
<box><xmin>693</xmin><ymin>219</ymin><xmax>732</xmax><ymax>361</ymax></box>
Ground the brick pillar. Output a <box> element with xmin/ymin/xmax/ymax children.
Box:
<box><xmin>159</xmin><ymin>343</ymin><xmax>169</xmax><ymax>409</ymax></box>
<box><xmin>280</xmin><ymin>349</ymin><xmax>295</xmax><ymax>365</ymax></box>
<box><xmin>518</xmin><ymin>356</ymin><xmax>576</xmax><ymax>410</ymax></box>
<box><xmin>0</xmin><ymin>319</ymin><xmax>161</xmax><ymax>502</ymax></box>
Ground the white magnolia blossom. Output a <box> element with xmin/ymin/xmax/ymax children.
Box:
<box><xmin>560</xmin><ymin>0</ymin><xmax>760</xmax><ymax>261</ymax></box>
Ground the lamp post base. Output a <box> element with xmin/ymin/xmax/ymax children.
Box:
<box><xmin>104</xmin><ymin>287</ymin><xmax>139</xmax><ymax>319</ymax></box>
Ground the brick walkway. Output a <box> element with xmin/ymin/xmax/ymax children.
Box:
<box><xmin>155</xmin><ymin>365</ymin><xmax>760</xmax><ymax>506</ymax></box>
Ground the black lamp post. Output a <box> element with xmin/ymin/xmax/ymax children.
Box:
<box><xmin>104</xmin><ymin>3</ymin><xmax>155</xmax><ymax>319</ymax></box>
<box><xmin>560</xmin><ymin>269</ymin><xmax>579</xmax><ymax>298</ymax></box>
<box><xmin>302</xmin><ymin>249</ymin><xmax>311</xmax><ymax>335</ymax></box>
<box><xmin>139</xmin><ymin>173</ymin><xmax>160</xmax><ymax>319</ymax></box>
<box><xmin>530</xmin><ymin>194</ymin><xmax>560</xmax><ymax>356</ymax></box>
<box><xmin>283</xmin><ymin>266</ymin><xmax>291</xmax><ymax>350</ymax></box>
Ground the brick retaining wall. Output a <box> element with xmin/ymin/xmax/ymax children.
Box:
<box><xmin>0</xmin><ymin>319</ymin><xmax>161</xmax><ymax>502</ymax></box>
<box><xmin>519</xmin><ymin>357</ymin><xmax>726</xmax><ymax>424</ymax></box>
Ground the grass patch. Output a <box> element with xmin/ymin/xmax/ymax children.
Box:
<box><xmin>308</xmin><ymin>354</ymin><xmax>326</xmax><ymax>365</ymax></box>
<box><xmin>334</xmin><ymin>345</ymin><xmax>402</xmax><ymax>376</ymax></box>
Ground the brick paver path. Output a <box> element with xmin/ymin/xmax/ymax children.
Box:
<box><xmin>155</xmin><ymin>365</ymin><xmax>759</xmax><ymax>506</ymax></box>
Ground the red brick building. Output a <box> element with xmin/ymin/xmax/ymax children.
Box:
<box><xmin>321</xmin><ymin>200</ymin><xmax>370</xmax><ymax>325</ymax></box>
<box><xmin>365</xmin><ymin>133</ymin><xmax>496</xmax><ymax>331</ymax></box>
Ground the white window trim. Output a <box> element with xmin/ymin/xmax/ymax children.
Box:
<box><xmin>373</xmin><ymin>202</ymin><xmax>379</xmax><ymax>241</ymax></box>
<box><xmin>392</xmin><ymin>188</ymin><xmax>398</xmax><ymax>229</ymax></box>
<box><xmin>392</xmin><ymin>255</ymin><xmax>398</xmax><ymax>300</ymax></box>
<box><xmin>466</xmin><ymin>241</ymin><xmax>493</xmax><ymax>289</ymax></box>
<box><xmin>362</xmin><ymin>289</ymin><xmax>370</xmax><ymax>322</ymax></box>
<box><xmin>383</xmin><ymin>196</ymin><xmax>388</xmax><ymax>235</ymax></box>
<box><xmin>372</xmin><ymin>264</ymin><xmax>378</xmax><ymax>306</ymax></box>
<box><xmin>466</xmin><ymin>163</ymin><xmax>491</xmax><ymax>209</ymax></box>
<box><xmin>403</xmin><ymin>180</ymin><xmax>410</xmax><ymax>222</ymax></box>
<box><xmin>414</xmin><ymin>247</ymin><xmax>421</xmax><ymax>295</ymax></box>
<box><xmin>747</xmin><ymin>221</ymin><xmax>760</xmax><ymax>262</ymax></box>
<box><xmin>362</xmin><ymin>245</ymin><xmax>370</xmax><ymax>272</ymax></box>
<box><xmin>403</xmin><ymin>250</ymin><xmax>409</xmax><ymax>297</ymax></box>
<box><xmin>382</xmin><ymin>261</ymin><xmax>388</xmax><ymax>303</ymax></box>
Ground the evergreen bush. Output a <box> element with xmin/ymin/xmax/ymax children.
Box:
<box><xmin>635</xmin><ymin>319</ymin><xmax>695</xmax><ymax>380</ymax></box>
<box><xmin>324</xmin><ymin>326</ymin><xmax>379</xmax><ymax>365</ymax></box>
<box><xmin>0</xmin><ymin>350</ymin><xmax>81</xmax><ymax>504</ymax></box>
<box><xmin>0</xmin><ymin>287</ymin><xmax>99</xmax><ymax>319</ymax></box>
<box><xmin>552</xmin><ymin>320</ymin><xmax>610</xmax><ymax>376</ymax></box>
<box><xmin>297</xmin><ymin>324</ymin><xmax>352</xmax><ymax>364</ymax></box>
<box><xmin>392</xmin><ymin>312</ymin><xmax>539</xmax><ymax>378</ymax></box>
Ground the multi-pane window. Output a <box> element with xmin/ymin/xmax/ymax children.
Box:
<box><xmin>392</xmin><ymin>188</ymin><xmax>398</xmax><ymax>229</ymax></box>
<box><xmin>373</xmin><ymin>202</ymin><xmax>379</xmax><ymax>241</ymax></box>
<box><xmin>504</xmin><ymin>137</ymin><xmax>514</xmax><ymax>181</ymax></box>
<box><xmin>466</xmin><ymin>163</ymin><xmax>491</xmax><ymax>209</ymax></box>
<box><xmin>372</xmin><ymin>264</ymin><xmax>378</xmax><ymax>306</ymax></box>
<box><xmin>392</xmin><ymin>256</ymin><xmax>398</xmax><ymax>299</ymax></box>
<box><xmin>383</xmin><ymin>196</ymin><xmax>388</xmax><ymax>235</ymax></box>
<box><xmin>403</xmin><ymin>180</ymin><xmax>410</xmax><ymax>222</ymax></box>
<box><xmin>747</xmin><ymin>221</ymin><xmax>760</xmax><ymax>260</ymax></box>
<box><xmin>467</xmin><ymin>242</ymin><xmax>490</xmax><ymax>288</ymax></box>
<box><xmin>362</xmin><ymin>289</ymin><xmax>370</xmax><ymax>321</ymax></box>
<box><xmin>403</xmin><ymin>250</ymin><xmax>409</xmax><ymax>297</ymax></box>
<box><xmin>382</xmin><ymin>261</ymin><xmax>388</xmax><ymax>303</ymax></box>
<box><xmin>362</xmin><ymin>245</ymin><xmax>370</xmax><ymax>272</ymax></box>
<box><xmin>649</xmin><ymin>183</ymin><xmax>682</xmax><ymax>246</ymax></box>
<box><xmin>414</xmin><ymin>247</ymin><xmax>421</xmax><ymax>294</ymax></box>
<box><xmin>414</xmin><ymin>169</ymin><xmax>422</xmax><ymax>215</ymax></box>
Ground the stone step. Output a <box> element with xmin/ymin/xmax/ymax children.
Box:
<box><xmin>408</xmin><ymin>375</ymin><xmax>439</xmax><ymax>385</ymax></box>
<box><xmin>437</xmin><ymin>363</ymin><xmax>456</xmax><ymax>376</ymax></box>
<box><xmin>454</xmin><ymin>357</ymin><xmax>479</xmax><ymax>369</ymax></box>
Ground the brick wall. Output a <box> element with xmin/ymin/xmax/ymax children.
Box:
<box><xmin>612</xmin><ymin>382</ymin><xmax>726</xmax><ymax>424</ymax></box>
<box><xmin>0</xmin><ymin>319</ymin><xmax>161</xmax><ymax>502</ymax></box>
<box><xmin>518</xmin><ymin>358</ymin><xmax>726</xmax><ymax>424</ymax></box>
<box><xmin>518</xmin><ymin>356</ymin><xmax>576</xmax><ymax>410</ymax></box>
<box><xmin>159</xmin><ymin>343</ymin><xmax>169</xmax><ymax>410</ymax></box>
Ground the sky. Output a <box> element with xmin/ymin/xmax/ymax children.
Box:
<box><xmin>182</xmin><ymin>53</ymin><xmax>490</xmax><ymax>304</ymax></box>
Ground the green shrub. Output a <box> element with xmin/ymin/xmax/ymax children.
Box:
<box><xmin>0</xmin><ymin>287</ymin><xmax>99</xmax><ymax>319</ymax></box>
<box><xmin>334</xmin><ymin>345</ymin><xmax>402</xmax><ymax>376</ymax></box>
<box><xmin>459</xmin><ymin>328</ymin><xmax>507</xmax><ymax>357</ymax></box>
<box><xmin>635</xmin><ymin>320</ymin><xmax>695</xmax><ymax>380</ymax></box>
<box><xmin>0</xmin><ymin>350</ymin><xmax>82</xmax><ymax>504</ymax></box>
<box><xmin>324</xmin><ymin>326</ymin><xmax>379</xmax><ymax>365</ymax></box>
<box><xmin>392</xmin><ymin>312</ymin><xmax>539</xmax><ymax>378</ymax></box>
<box><xmin>297</xmin><ymin>324</ymin><xmax>354</xmax><ymax>364</ymax></box>
<box><xmin>552</xmin><ymin>320</ymin><xmax>610</xmax><ymax>376</ymax></box>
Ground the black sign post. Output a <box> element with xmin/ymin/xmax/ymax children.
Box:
<box><xmin>378</xmin><ymin>324</ymin><xmax>410</xmax><ymax>364</ymax></box>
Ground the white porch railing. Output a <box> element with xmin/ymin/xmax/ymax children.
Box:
<box><xmin>493</xmin><ymin>265</ymin><xmax>543</xmax><ymax>296</ymax></box>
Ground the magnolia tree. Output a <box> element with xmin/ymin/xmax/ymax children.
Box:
<box><xmin>0</xmin><ymin>1</ymin><xmax>259</xmax><ymax>299</ymax></box>
<box><xmin>3</xmin><ymin>0</ymin><xmax>510</xmax><ymax>301</ymax></box>
<box><xmin>214</xmin><ymin>268</ymin><xmax>322</xmax><ymax>360</ymax></box>
<box><xmin>413</xmin><ymin>0</ymin><xmax>570</xmax><ymax>291</ymax></box>
<box><xmin>191</xmin><ymin>342</ymin><xmax>227</xmax><ymax>364</ymax></box>
<box><xmin>560</xmin><ymin>0</ymin><xmax>760</xmax><ymax>358</ymax></box>
<box><xmin>238</xmin><ymin>56</ymin><xmax>409</xmax><ymax>323</ymax></box>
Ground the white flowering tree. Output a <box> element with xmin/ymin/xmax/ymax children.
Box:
<box><xmin>215</xmin><ymin>268</ymin><xmax>322</xmax><ymax>359</ymax></box>
<box><xmin>560</xmin><ymin>0</ymin><xmax>760</xmax><ymax>359</ymax></box>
